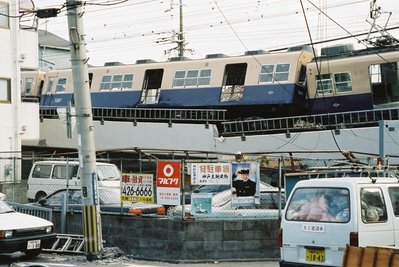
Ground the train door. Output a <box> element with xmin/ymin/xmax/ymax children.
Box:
<box><xmin>42</xmin><ymin>76</ymin><xmax>55</xmax><ymax>106</ymax></box>
<box><xmin>369</xmin><ymin>62</ymin><xmax>399</xmax><ymax>105</ymax></box>
<box><xmin>140</xmin><ymin>69</ymin><xmax>163</xmax><ymax>104</ymax></box>
<box><xmin>220</xmin><ymin>63</ymin><xmax>247</xmax><ymax>102</ymax></box>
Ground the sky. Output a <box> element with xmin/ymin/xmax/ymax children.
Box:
<box><xmin>28</xmin><ymin>0</ymin><xmax>399</xmax><ymax>66</ymax></box>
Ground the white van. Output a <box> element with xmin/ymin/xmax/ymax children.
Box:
<box><xmin>279</xmin><ymin>177</ymin><xmax>399</xmax><ymax>267</ymax></box>
<box><xmin>27</xmin><ymin>161</ymin><xmax>121</xmax><ymax>201</ymax></box>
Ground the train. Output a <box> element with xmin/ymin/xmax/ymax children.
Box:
<box><xmin>21</xmin><ymin>43</ymin><xmax>399</xmax><ymax>121</ymax></box>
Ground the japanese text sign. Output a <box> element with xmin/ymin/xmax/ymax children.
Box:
<box><xmin>191</xmin><ymin>163</ymin><xmax>231</xmax><ymax>185</ymax></box>
<box><xmin>120</xmin><ymin>173</ymin><xmax>154</xmax><ymax>203</ymax></box>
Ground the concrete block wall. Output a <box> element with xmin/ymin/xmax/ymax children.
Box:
<box><xmin>54</xmin><ymin>213</ymin><xmax>281</xmax><ymax>261</ymax></box>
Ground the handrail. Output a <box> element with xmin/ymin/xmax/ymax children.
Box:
<box><xmin>222</xmin><ymin>107</ymin><xmax>399</xmax><ymax>136</ymax></box>
<box><xmin>40</xmin><ymin>106</ymin><xmax>227</xmax><ymax>123</ymax></box>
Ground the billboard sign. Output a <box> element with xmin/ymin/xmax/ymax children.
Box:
<box><xmin>156</xmin><ymin>161</ymin><xmax>181</xmax><ymax>205</ymax></box>
<box><xmin>191</xmin><ymin>163</ymin><xmax>231</xmax><ymax>185</ymax></box>
<box><xmin>120</xmin><ymin>173</ymin><xmax>154</xmax><ymax>203</ymax></box>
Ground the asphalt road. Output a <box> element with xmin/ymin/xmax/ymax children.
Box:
<box><xmin>4</xmin><ymin>253</ymin><xmax>280</xmax><ymax>267</ymax></box>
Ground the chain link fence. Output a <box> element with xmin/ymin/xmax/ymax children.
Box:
<box><xmin>0</xmin><ymin>152</ymin><xmax>393</xmax><ymax>221</ymax></box>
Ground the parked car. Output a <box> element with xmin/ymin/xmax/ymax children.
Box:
<box><xmin>172</xmin><ymin>182</ymin><xmax>285</xmax><ymax>218</ymax></box>
<box><xmin>34</xmin><ymin>188</ymin><xmax>166</xmax><ymax>215</ymax></box>
<box><xmin>27</xmin><ymin>160</ymin><xmax>121</xmax><ymax>202</ymax></box>
<box><xmin>0</xmin><ymin>199</ymin><xmax>56</xmax><ymax>258</ymax></box>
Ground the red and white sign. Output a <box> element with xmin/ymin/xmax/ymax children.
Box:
<box><xmin>156</xmin><ymin>161</ymin><xmax>181</xmax><ymax>205</ymax></box>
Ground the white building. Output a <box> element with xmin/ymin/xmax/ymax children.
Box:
<box><xmin>38</xmin><ymin>29</ymin><xmax>71</xmax><ymax>70</ymax></box>
<box><xmin>0</xmin><ymin>0</ymin><xmax>39</xmax><ymax>182</ymax></box>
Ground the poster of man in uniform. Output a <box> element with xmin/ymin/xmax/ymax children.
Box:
<box><xmin>231</xmin><ymin>162</ymin><xmax>260</xmax><ymax>197</ymax></box>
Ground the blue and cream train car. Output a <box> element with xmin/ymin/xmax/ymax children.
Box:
<box><xmin>20</xmin><ymin>44</ymin><xmax>399</xmax><ymax>120</ymax></box>
<box><xmin>306</xmin><ymin>45</ymin><xmax>399</xmax><ymax>114</ymax></box>
<box><xmin>32</xmin><ymin>49</ymin><xmax>314</xmax><ymax>119</ymax></box>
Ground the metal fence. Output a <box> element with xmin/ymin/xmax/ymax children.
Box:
<box><xmin>0</xmin><ymin>153</ymin><xmax>394</xmax><ymax>222</ymax></box>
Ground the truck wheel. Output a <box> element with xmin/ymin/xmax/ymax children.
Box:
<box><xmin>35</xmin><ymin>192</ymin><xmax>47</xmax><ymax>202</ymax></box>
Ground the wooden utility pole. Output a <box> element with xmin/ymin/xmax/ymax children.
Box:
<box><xmin>66</xmin><ymin>0</ymin><xmax>103</xmax><ymax>260</ymax></box>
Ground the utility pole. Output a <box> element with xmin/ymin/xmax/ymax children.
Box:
<box><xmin>178</xmin><ymin>0</ymin><xmax>184</xmax><ymax>57</ymax></box>
<box><xmin>66</xmin><ymin>0</ymin><xmax>103</xmax><ymax>260</ymax></box>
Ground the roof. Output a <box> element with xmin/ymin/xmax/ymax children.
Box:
<box><xmin>38</xmin><ymin>29</ymin><xmax>70</xmax><ymax>51</ymax></box>
<box><xmin>296</xmin><ymin>177</ymin><xmax>399</xmax><ymax>186</ymax></box>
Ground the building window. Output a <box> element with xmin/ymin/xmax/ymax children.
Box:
<box><xmin>56</xmin><ymin>78</ymin><xmax>67</xmax><ymax>92</ymax></box>
<box><xmin>0</xmin><ymin>3</ymin><xmax>9</xmax><ymax>28</ymax></box>
<box><xmin>0</xmin><ymin>78</ymin><xmax>11</xmax><ymax>102</ymax></box>
<box><xmin>334</xmin><ymin>72</ymin><xmax>352</xmax><ymax>93</ymax></box>
<box><xmin>259</xmin><ymin>64</ymin><xmax>290</xmax><ymax>83</ymax></box>
<box><xmin>24</xmin><ymin>78</ymin><xmax>34</xmax><ymax>94</ymax></box>
<box><xmin>172</xmin><ymin>69</ymin><xmax>212</xmax><ymax>87</ymax></box>
<box><xmin>100</xmin><ymin>74</ymin><xmax>133</xmax><ymax>90</ymax></box>
<box><xmin>316</xmin><ymin>74</ymin><xmax>333</xmax><ymax>95</ymax></box>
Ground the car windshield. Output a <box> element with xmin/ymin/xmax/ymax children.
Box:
<box><xmin>285</xmin><ymin>187</ymin><xmax>350</xmax><ymax>223</ymax></box>
<box><xmin>0</xmin><ymin>200</ymin><xmax>13</xmax><ymax>213</ymax></box>
<box><xmin>97</xmin><ymin>165</ymin><xmax>120</xmax><ymax>181</ymax></box>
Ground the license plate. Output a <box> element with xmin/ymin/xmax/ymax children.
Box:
<box><xmin>27</xmin><ymin>240</ymin><xmax>41</xmax><ymax>250</ymax></box>
<box><xmin>306</xmin><ymin>248</ymin><xmax>325</xmax><ymax>263</ymax></box>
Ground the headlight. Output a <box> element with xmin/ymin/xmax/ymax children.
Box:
<box><xmin>46</xmin><ymin>226</ymin><xmax>53</xmax><ymax>233</ymax></box>
<box><xmin>0</xmin><ymin>230</ymin><xmax>13</xmax><ymax>238</ymax></box>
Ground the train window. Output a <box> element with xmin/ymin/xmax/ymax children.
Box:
<box><xmin>47</xmin><ymin>79</ymin><xmax>54</xmax><ymax>93</ymax></box>
<box><xmin>186</xmin><ymin>70</ymin><xmax>199</xmax><ymax>86</ymax></box>
<box><xmin>316</xmin><ymin>74</ymin><xmax>333</xmax><ymax>95</ymax></box>
<box><xmin>220</xmin><ymin>85</ymin><xmax>244</xmax><ymax>102</ymax></box>
<box><xmin>199</xmin><ymin>69</ymin><xmax>212</xmax><ymax>86</ymax></box>
<box><xmin>56</xmin><ymin>78</ymin><xmax>67</xmax><ymax>92</ymax></box>
<box><xmin>140</xmin><ymin>88</ymin><xmax>160</xmax><ymax>104</ymax></box>
<box><xmin>275</xmin><ymin>64</ymin><xmax>290</xmax><ymax>82</ymax></box>
<box><xmin>111</xmin><ymin>75</ymin><xmax>123</xmax><ymax>89</ymax></box>
<box><xmin>173</xmin><ymin>69</ymin><xmax>212</xmax><ymax>88</ymax></box>
<box><xmin>173</xmin><ymin>71</ymin><xmax>186</xmax><ymax>87</ymax></box>
<box><xmin>100</xmin><ymin>75</ymin><xmax>112</xmax><ymax>90</ymax></box>
<box><xmin>370</xmin><ymin>64</ymin><xmax>382</xmax><ymax>84</ymax></box>
<box><xmin>24</xmin><ymin>78</ymin><xmax>33</xmax><ymax>94</ymax></box>
<box><xmin>0</xmin><ymin>78</ymin><xmax>11</xmax><ymax>102</ymax></box>
<box><xmin>0</xmin><ymin>3</ymin><xmax>9</xmax><ymax>28</ymax></box>
<box><xmin>259</xmin><ymin>65</ymin><xmax>274</xmax><ymax>83</ymax></box>
<box><xmin>334</xmin><ymin>72</ymin><xmax>352</xmax><ymax>93</ymax></box>
<box><xmin>122</xmin><ymin>74</ymin><xmax>134</xmax><ymax>89</ymax></box>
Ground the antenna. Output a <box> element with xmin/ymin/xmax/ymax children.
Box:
<box><xmin>363</xmin><ymin>0</ymin><xmax>399</xmax><ymax>47</ymax></box>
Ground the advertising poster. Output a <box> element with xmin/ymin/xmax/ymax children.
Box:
<box><xmin>231</xmin><ymin>162</ymin><xmax>260</xmax><ymax>205</ymax></box>
<box><xmin>120</xmin><ymin>173</ymin><xmax>154</xmax><ymax>203</ymax></box>
<box><xmin>191</xmin><ymin>163</ymin><xmax>231</xmax><ymax>185</ymax></box>
<box><xmin>191</xmin><ymin>193</ymin><xmax>212</xmax><ymax>214</ymax></box>
<box><xmin>156</xmin><ymin>161</ymin><xmax>181</xmax><ymax>206</ymax></box>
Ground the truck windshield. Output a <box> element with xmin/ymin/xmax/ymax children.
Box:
<box><xmin>285</xmin><ymin>187</ymin><xmax>350</xmax><ymax>223</ymax></box>
<box><xmin>97</xmin><ymin>165</ymin><xmax>120</xmax><ymax>181</ymax></box>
